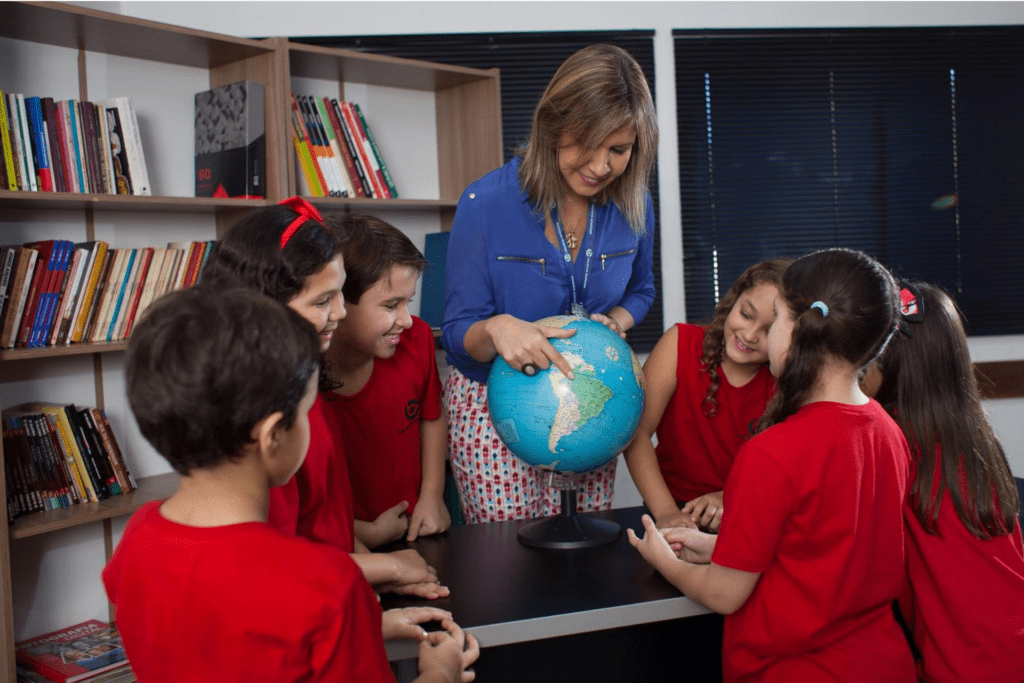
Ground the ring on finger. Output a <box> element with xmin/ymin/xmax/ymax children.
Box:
<box><xmin>521</xmin><ymin>362</ymin><xmax>540</xmax><ymax>376</ymax></box>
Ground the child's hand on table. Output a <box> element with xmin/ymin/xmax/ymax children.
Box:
<box><xmin>407</xmin><ymin>493</ymin><xmax>452</xmax><ymax>541</ymax></box>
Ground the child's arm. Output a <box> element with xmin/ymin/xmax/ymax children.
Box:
<box><xmin>350</xmin><ymin>548</ymin><xmax>451</xmax><ymax>600</ymax></box>
<box><xmin>629</xmin><ymin>514</ymin><xmax>759</xmax><ymax>615</ymax></box>
<box><xmin>623</xmin><ymin>326</ymin><xmax>692</xmax><ymax>528</ymax></box>
<box><xmin>355</xmin><ymin>501</ymin><xmax>411</xmax><ymax>549</ymax></box>
<box><xmin>408</xmin><ymin>412</ymin><xmax>451</xmax><ymax>541</ymax></box>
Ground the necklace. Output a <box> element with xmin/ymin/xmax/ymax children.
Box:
<box><xmin>561</xmin><ymin>205</ymin><xmax>586</xmax><ymax>251</ymax></box>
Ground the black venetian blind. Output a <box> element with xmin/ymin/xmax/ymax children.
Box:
<box><xmin>674</xmin><ymin>27</ymin><xmax>1024</xmax><ymax>335</ymax></box>
<box><xmin>293</xmin><ymin>31</ymin><xmax>663</xmax><ymax>351</ymax></box>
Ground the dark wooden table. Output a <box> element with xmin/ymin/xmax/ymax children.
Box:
<box><xmin>383</xmin><ymin>506</ymin><xmax>723</xmax><ymax>682</ymax></box>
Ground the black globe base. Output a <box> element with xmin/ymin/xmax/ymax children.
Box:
<box><xmin>517</xmin><ymin>487</ymin><xmax>621</xmax><ymax>550</ymax></box>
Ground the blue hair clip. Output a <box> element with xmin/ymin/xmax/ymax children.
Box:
<box><xmin>810</xmin><ymin>301</ymin><xmax>829</xmax><ymax>317</ymax></box>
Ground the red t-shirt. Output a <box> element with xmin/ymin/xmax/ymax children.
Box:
<box><xmin>899</xmin><ymin>450</ymin><xmax>1024</xmax><ymax>683</ymax></box>
<box><xmin>103</xmin><ymin>501</ymin><xmax>393</xmax><ymax>683</ymax></box>
<box><xmin>326</xmin><ymin>316</ymin><xmax>442</xmax><ymax>522</ymax></box>
<box><xmin>655</xmin><ymin>323</ymin><xmax>775</xmax><ymax>503</ymax></box>
<box><xmin>268</xmin><ymin>392</ymin><xmax>355</xmax><ymax>553</ymax></box>
<box><xmin>712</xmin><ymin>400</ymin><xmax>916</xmax><ymax>683</ymax></box>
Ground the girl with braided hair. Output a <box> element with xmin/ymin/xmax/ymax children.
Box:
<box><xmin>624</xmin><ymin>258</ymin><xmax>789</xmax><ymax>531</ymax></box>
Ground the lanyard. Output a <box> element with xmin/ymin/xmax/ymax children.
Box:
<box><xmin>553</xmin><ymin>202</ymin><xmax>596</xmax><ymax>315</ymax></box>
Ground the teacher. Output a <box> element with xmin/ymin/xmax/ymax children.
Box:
<box><xmin>441</xmin><ymin>44</ymin><xmax>658</xmax><ymax>523</ymax></box>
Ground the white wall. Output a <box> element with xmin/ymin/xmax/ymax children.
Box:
<box><xmin>8</xmin><ymin>1</ymin><xmax>1023</xmax><ymax>640</ymax></box>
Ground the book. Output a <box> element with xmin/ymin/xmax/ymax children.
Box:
<box><xmin>15</xmin><ymin>94</ymin><xmax>38</xmax><ymax>192</ymax></box>
<box><xmin>343</xmin><ymin>100</ymin><xmax>388</xmax><ymax>198</ymax></box>
<box><xmin>353</xmin><ymin>102</ymin><xmax>398</xmax><ymax>198</ymax></box>
<box><xmin>332</xmin><ymin>98</ymin><xmax>372</xmax><ymax>197</ymax></box>
<box><xmin>63</xmin><ymin>404</ymin><xmax>109</xmax><ymax>500</ymax></box>
<box><xmin>2</xmin><ymin>415</ymin><xmax>42</xmax><ymax>515</ymax></box>
<box><xmin>22</xmin><ymin>403</ymin><xmax>95</xmax><ymax>503</ymax></box>
<box><xmin>15</xmin><ymin>413</ymin><xmax>57</xmax><ymax>509</ymax></box>
<box><xmin>50</xmin><ymin>247</ymin><xmax>87</xmax><ymax>345</ymax></box>
<box><xmin>315</xmin><ymin>96</ymin><xmax>355</xmax><ymax>197</ymax></box>
<box><xmin>290</xmin><ymin>93</ymin><xmax>330</xmax><ymax>197</ymax></box>
<box><xmin>43</xmin><ymin>241</ymin><xmax>78</xmax><ymax>345</ymax></box>
<box><xmin>304</xmin><ymin>95</ymin><xmax>346</xmax><ymax>197</ymax></box>
<box><xmin>94</xmin><ymin>102</ymin><xmax>116</xmax><ymax>195</ymax></box>
<box><xmin>114</xmin><ymin>246</ymin><xmax>152</xmax><ymax>340</ymax></box>
<box><xmin>194</xmin><ymin>80</ymin><xmax>266</xmax><ymax>198</ymax></box>
<box><xmin>64</xmin><ymin>101</ymin><xmax>86</xmax><ymax>193</ymax></box>
<box><xmin>17</xmin><ymin>239</ymin><xmax>60</xmax><ymax>347</ymax></box>
<box><xmin>82</xmin><ymin>249</ymin><xmax>119</xmax><ymax>344</ymax></box>
<box><xmin>79</xmin><ymin>102</ymin><xmax>106</xmax><ymax>195</ymax></box>
<box><xmin>73</xmin><ymin>406</ymin><xmax>119</xmax><ymax>498</ymax></box>
<box><xmin>42</xmin><ymin>97</ymin><xmax>67</xmax><ymax>193</ymax></box>
<box><xmin>0</xmin><ymin>91</ymin><xmax>17</xmax><ymax>190</ymax></box>
<box><xmin>103</xmin><ymin>106</ymin><xmax>132</xmax><ymax>195</ymax></box>
<box><xmin>0</xmin><ymin>246</ymin><xmax>17</xmax><ymax>325</ymax></box>
<box><xmin>68</xmin><ymin>241</ymin><xmax>109</xmax><ymax>343</ymax></box>
<box><xmin>71</xmin><ymin>101</ymin><xmax>91</xmax><ymax>192</ymax></box>
<box><xmin>93</xmin><ymin>408</ymin><xmax>134</xmax><ymax>491</ymax></box>
<box><xmin>1</xmin><ymin>248</ymin><xmax>38</xmax><ymax>348</ymax></box>
<box><xmin>89</xmin><ymin>248</ymin><xmax>127</xmax><ymax>343</ymax></box>
<box><xmin>324</xmin><ymin>97</ymin><xmax>364</xmax><ymax>197</ymax></box>
<box><xmin>15</xmin><ymin>619</ymin><xmax>129</xmax><ymax>683</ymax></box>
<box><xmin>81</xmin><ymin>409</ymin><xmax>126</xmax><ymax>495</ymax></box>
<box><xmin>289</xmin><ymin>102</ymin><xmax>323</xmax><ymax>197</ymax></box>
<box><xmin>24</xmin><ymin>97</ymin><xmax>53</xmax><ymax>192</ymax></box>
<box><xmin>31</xmin><ymin>239</ymin><xmax>72</xmax><ymax>347</ymax></box>
<box><xmin>107</xmin><ymin>97</ymin><xmax>150</xmax><ymax>195</ymax></box>
<box><xmin>104</xmin><ymin>248</ymin><xmax>137</xmax><ymax>341</ymax></box>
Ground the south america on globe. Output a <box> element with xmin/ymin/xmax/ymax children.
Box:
<box><xmin>487</xmin><ymin>316</ymin><xmax>645</xmax><ymax>474</ymax></box>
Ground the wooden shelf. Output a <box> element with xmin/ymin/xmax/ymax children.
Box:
<box><xmin>287</xmin><ymin>42</ymin><xmax>497</xmax><ymax>91</ymax></box>
<box><xmin>0</xmin><ymin>341</ymin><xmax>129</xmax><ymax>362</ymax></box>
<box><xmin>0</xmin><ymin>191</ymin><xmax>269</xmax><ymax>213</ymax></box>
<box><xmin>10</xmin><ymin>472</ymin><xmax>179</xmax><ymax>540</ymax></box>
<box><xmin>0</xmin><ymin>2</ymin><xmax>274</xmax><ymax>69</ymax></box>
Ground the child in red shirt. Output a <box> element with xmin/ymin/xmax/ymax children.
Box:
<box><xmin>104</xmin><ymin>286</ymin><xmax>478</xmax><ymax>683</ymax></box>
<box><xmin>624</xmin><ymin>259</ymin><xmax>788</xmax><ymax>531</ymax></box>
<box><xmin>872</xmin><ymin>282</ymin><xmax>1024</xmax><ymax>683</ymax></box>
<box><xmin>200</xmin><ymin>199</ymin><xmax>449</xmax><ymax>600</ymax></box>
<box><xmin>325</xmin><ymin>214</ymin><xmax>450</xmax><ymax>544</ymax></box>
<box><xmin>630</xmin><ymin>248</ymin><xmax>916</xmax><ymax>682</ymax></box>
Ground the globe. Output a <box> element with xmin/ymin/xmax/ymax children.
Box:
<box><xmin>487</xmin><ymin>315</ymin><xmax>645</xmax><ymax>475</ymax></box>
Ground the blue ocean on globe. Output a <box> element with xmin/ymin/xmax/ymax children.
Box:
<box><xmin>487</xmin><ymin>316</ymin><xmax>645</xmax><ymax>474</ymax></box>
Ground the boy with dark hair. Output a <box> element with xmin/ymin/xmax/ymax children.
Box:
<box><xmin>325</xmin><ymin>215</ymin><xmax>450</xmax><ymax>543</ymax></box>
<box><xmin>104</xmin><ymin>286</ymin><xmax>478</xmax><ymax>683</ymax></box>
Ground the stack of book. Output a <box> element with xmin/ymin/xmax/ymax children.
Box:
<box><xmin>0</xmin><ymin>239</ymin><xmax>213</xmax><ymax>349</ymax></box>
<box><xmin>0</xmin><ymin>92</ymin><xmax>150</xmax><ymax>196</ymax></box>
<box><xmin>16</xmin><ymin>620</ymin><xmax>133</xmax><ymax>683</ymax></box>
<box><xmin>290</xmin><ymin>93</ymin><xmax>398</xmax><ymax>199</ymax></box>
<box><xmin>3</xmin><ymin>403</ymin><xmax>134</xmax><ymax>522</ymax></box>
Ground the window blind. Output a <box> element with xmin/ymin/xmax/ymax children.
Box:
<box><xmin>674</xmin><ymin>27</ymin><xmax>1024</xmax><ymax>335</ymax></box>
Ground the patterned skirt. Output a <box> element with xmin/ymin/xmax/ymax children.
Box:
<box><xmin>443</xmin><ymin>367</ymin><xmax>616</xmax><ymax>523</ymax></box>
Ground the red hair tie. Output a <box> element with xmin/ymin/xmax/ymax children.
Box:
<box><xmin>278</xmin><ymin>196</ymin><xmax>324</xmax><ymax>248</ymax></box>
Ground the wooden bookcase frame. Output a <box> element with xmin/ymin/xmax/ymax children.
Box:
<box><xmin>0</xmin><ymin>3</ymin><xmax>502</xmax><ymax>680</ymax></box>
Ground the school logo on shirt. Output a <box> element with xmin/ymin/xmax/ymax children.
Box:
<box><xmin>399</xmin><ymin>399</ymin><xmax>420</xmax><ymax>434</ymax></box>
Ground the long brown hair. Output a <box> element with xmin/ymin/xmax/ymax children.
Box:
<box><xmin>700</xmin><ymin>258</ymin><xmax>792</xmax><ymax>417</ymax></box>
<box><xmin>875</xmin><ymin>282</ymin><xmax>1019</xmax><ymax>538</ymax></box>
<box><xmin>757</xmin><ymin>248</ymin><xmax>899</xmax><ymax>432</ymax></box>
<box><xmin>518</xmin><ymin>44</ymin><xmax>658</xmax><ymax>235</ymax></box>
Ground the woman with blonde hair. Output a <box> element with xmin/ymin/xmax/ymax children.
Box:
<box><xmin>441</xmin><ymin>44</ymin><xmax>659</xmax><ymax>523</ymax></box>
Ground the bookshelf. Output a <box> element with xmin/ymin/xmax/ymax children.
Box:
<box><xmin>0</xmin><ymin>2</ymin><xmax>502</xmax><ymax>680</ymax></box>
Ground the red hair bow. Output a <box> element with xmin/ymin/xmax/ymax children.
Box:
<box><xmin>898</xmin><ymin>283</ymin><xmax>923</xmax><ymax>337</ymax></box>
<box><xmin>278</xmin><ymin>196</ymin><xmax>324</xmax><ymax>248</ymax></box>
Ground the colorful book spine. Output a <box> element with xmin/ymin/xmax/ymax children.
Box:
<box><xmin>0</xmin><ymin>91</ymin><xmax>16</xmax><ymax>190</ymax></box>
<box><xmin>354</xmin><ymin>102</ymin><xmax>398</xmax><ymax>198</ymax></box>
<box><xmin>290</xmin><ymin>104</ymin><xmax>323</xmax><ymax>197</ymax></box>
<box><xmin>25</xmin><ymin>97</ymin><xmax>54</xmax><ymax>192</ymax></box>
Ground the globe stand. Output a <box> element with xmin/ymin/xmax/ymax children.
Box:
<box><xmin>517</xmin><ymin>472</ymin><xmax>621</xmax><ymax>550</ymax></box>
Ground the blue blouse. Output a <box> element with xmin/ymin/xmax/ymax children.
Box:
<box><xmin>442</xmin><ymin>157</ymin><xmax>656</xmax><ymax>384</ymax></box>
